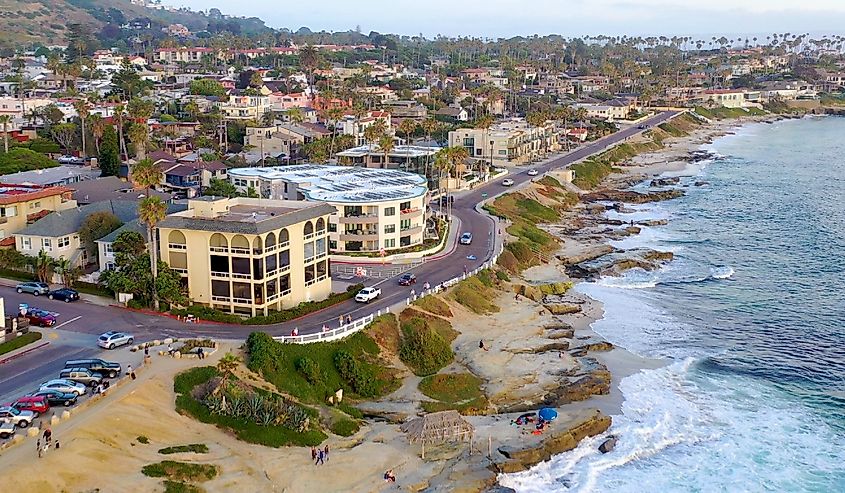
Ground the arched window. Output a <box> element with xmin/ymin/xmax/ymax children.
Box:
<box><xmin>168</xmin><ymin>230</ymin><xmax>186</xmax><ymax>249</ymax></box>
<box><xmin>303</xmin><ymin>221</ymin><xmax>314</xmax><ymax>236</ymax></box>
<box><xmin>252</xmin><ymin>236</ymin><xmax>263</xmax><ymax>254</ymax></box>
<box><xmin>231</xmin><ymin>235</ymin><xmax>250</xmax><ymax>252</ymax></box>
<box><xmin>279</xmin><ymin>228</ymin><xmax>289</xmax><ymax>245</ymax></box>
<box><xmin>265</xmin><ymin>231</ymin><xmax>277</xmax><ymax>247</ymax></box>
<box><xmin>209</xmin><ymin>233</ymin><xmax>228</xmax><ymax>250</ymax></box>
<box><xmin>315</xmin><ymin>218</ymin><xmax>326</xmax><ymax>232</ymax></box>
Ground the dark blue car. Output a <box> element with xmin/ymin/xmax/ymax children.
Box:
<box><xmin>49</xmin><ymin>288</ymin><xmax>79</xmax><ymax>303</ymax></box>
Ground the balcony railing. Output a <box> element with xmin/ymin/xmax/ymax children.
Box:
<box><xmin>304</xmin><ymin>274</ymin><xmax>328</xmax><ymax>287</ymax></box>
<box><xmin>168</xmin><ymin>243</ymin><xmax>187</xmax><ymax>250</ymax></box>
<box><xmin>172</xmin><ymin>268</ymin><xmax>188</xmax><ymax>275</ymax></box>
<box><xmin>230</xmin><ymin>247</ymin><xmax>250</xmax><ymax>255</ymax></box>
<box><xmin>210</xmin><ymin>246</ymin><xmax>228</xmax><ymax>253</ymax></box>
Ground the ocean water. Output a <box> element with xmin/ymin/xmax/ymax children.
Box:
<box><xmin>500</xmin><ymin>116</ymin><xmax>845</xmax><ymax>492</ymax></box>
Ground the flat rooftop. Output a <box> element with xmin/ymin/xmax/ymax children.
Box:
<box><xmin>228</xmin><ymin>164</ymin><xmax>428</xmax><ymax>204</ymax></box>
<box><xmin>217</xmin><ymin>204</ymin><xmax>299</xmax><ymax>223</ymax></box>
<box><xmin>2</xmin><ymin>166</ymin><xmax>100</xmax><ymax>186</ymax></box>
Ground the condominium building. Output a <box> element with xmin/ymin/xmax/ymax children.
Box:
<box><xmin>336</xmin><ymin>144</ymin><xmax>441</xmax><ymax>187</ymax></box>
<box><xmin>216</xmin><ymin>94</ymin><xmax>271</xmax><ymax>121</ymax></box>
<box><xmin>157</xmin><ymin>197</ymin><xmax>335</xmax><ymax>317</ymax></box>
<box><xmin>227</xmin><ymin>165</ymin><xmax>429</xmax><ymax>253</ymax></box>
<box><xmin>448</xmin><ymin>119</ymin><xmax>560</xmax><ymax>166</ymax></box>
<box><xmin>0</xmin><ymin>184</ymin><xmax>76</xmax><ymax>247</ymax></box>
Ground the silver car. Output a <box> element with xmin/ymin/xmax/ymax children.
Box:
<box><xmin>16</xmin><ymin>282</ymin><xmax>50</xmax><ymax>296</ymax></box>
<box><xmin>97</xmin><ymin>331</ymin><xmax>134</xmax><ymax>349</ymax></box>
<box><xmin>40</xmin><ymin>379</ymin><xmax>87</xmax><ymax>396</ymax></box>
<box><xmin>0</xmin><ymin>422</ymin><xmax>14</xmax><ymax>439</ymax></box>
<box><xmin>0</xmin><ymin>406</ymin><xmax>34</xmax><ymax>428</ymax></box>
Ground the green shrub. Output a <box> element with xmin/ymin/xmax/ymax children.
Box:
<box><xmin>399</xmin><ymin>318</ymin><xmax>454</xmax><ymax>376</ymax></box>
<box><xmin>137</xmin><ymin>435</ymin><xmax>150</xmax><ymax>444</ymax></box>
<box><xmin>571</xmin><ymin>158</ymin><xmax>615</xmax><ymax>189</ymax></box>
<box><xmin>141</xmin><ymin>461</ymin><xmax>218</xmax><ymax>482</ymax></box>
<box><xmin>449</xmin><ymin>277</ymin><xmax>500</xmax><ymax>315</ymax></box>
<box><xmin>178</xmin><ymin>339</ymin><xmax>216</xmax><ymax>354</ymax></box>
<box><xmin>419</xmin><ymin>372</ymin><xmax>489</xmax><ymax>415</ymax></box>
<box><xmin>412</xmin><ymin>296</ymin><xmax>453</xmax><ymax>318</ymax></box>
<box><xmin>295</xmin><ymin>357</ymin><xmax>323</xmax><ymax>386</ymax></box>
<box><xmin>243</xmin><ymin>284</ymin><xmax>363</xmax><ymax>325</ymax></box>
<box><xmin>0</xmin><ymin>331</ymin><xmax>42</xmax><ymax>356</ymax></box>
<box><xmin>336</xmin><ymin>402</ymin><xmax>363</xmax><ymax>419</ymax></box>
<box><xmin>330</xmin><ymin>418</ymin><xmax>360</xmax><ymax>437</ymax></box>
<box><xmin>495</xmin><ymin>270</ymin><xmax>510</xmax><ymax>281</ymax></box>
<box><xmin>158</xmin><ymin>444</ymin><xmax>209</xmax><ymax>455</ymax></box>
<box><xmin>334</xmin><ymin>350</ymin><xmax>379</xmax><ymax>397</ymax></box>
<box><xmin>163</xmin><ymin>481</ymin><xmax>205</xmax><ymax>493</ymax></box>
<box><xmin>171</xmin><ymin>306</ymin><xmax>242</xmax><ymax>324</ymax></box>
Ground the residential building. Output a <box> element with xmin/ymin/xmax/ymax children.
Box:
<box><xmin>161</xmin><ymin>161</ymin><xmax>228</xmax><ymax>193</ymax></box>
<box><xmin>382</xmin><ymin>100</ymin><xmax>428</xmax><ymax>120</ymax></box>
<box><xmin>0</xmin><ymin>184</ymin><xmax>76</xmax><ymax>247</ymax></box>
<box><xmin>699</xmin><ymin>89</ymin><xmax>748</xmax><ymax>108</ymax></box>
<box><xmin>157</xmin><ymin>196</ymin><xmax>335</xmax><ymax>316</ymax></box>
<box><xmin>227</xmin><ymin>165</ymin><xmax>430</xmax><ymax>253</ymax></box>
<box><xmin>434</xmin><ymin>106</ymin><xmax>469</xmax><ymax>121</ymax></box>
<box><xmin>448</xmin><ymin>119</ymin><xmax>560</xmax><ymax>166</ymax></box>
<box><xmin>269</xmin><ymin>92</ymin><xmax>309</xmax><ymax>111</ymax></box>
<box><xmin>571</xmin><ymin>100</ymin><xmax>632</xmax><ymax>121</ymax></box>
<box><xmin>339</xmin><ymin>111</ymin><xmax>392</xmax><ymax>146</ymax></box>
<box><xmin>70</xmin><ymin>176</ymin><xmax>173</xmax><ymax>205</ymax></box>
<box><xmin>216</xmin><ymin>94</ymin><xmax>271</xmax><ymax>120</ymax></box>
<box><xmin>244</xmin><ymin>122</ymin><xmax>330</xmax><ymax>161</ymax></box>
<box><xmin>151</xmin><ymin>47</ymin><xmax>216</xmax><ymax>64</ymax></box>
<box><xmin>14</xmin><ymin>200</ymin><xmax>181</xmax><ymax>267</ymax></box>
<box><xmin>336</xmin><ymin>144</ymin><xmax>441</xmax><ymax>187</ymax></box>
<box><xmin>1</xmin><ymin>166</ymin><xmax>100</xmax><ymax>187</ymax></box>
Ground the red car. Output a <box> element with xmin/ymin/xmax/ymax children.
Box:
<box><xmin>10</xmin><ymin>396</ymin><xmax>50</xmax><ymax>417</ymax></box>
<box><xmin>25</xmin><ymin>308</ymin><xmax>57</xmax><ymax>327</ymax></box>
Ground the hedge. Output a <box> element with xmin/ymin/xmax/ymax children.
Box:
<box><xmin>242</xmin><ymin>284</ymin><xmax>363</xmax><ymax>325</ymax></box>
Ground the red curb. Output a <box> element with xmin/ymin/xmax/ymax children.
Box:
<box><xmin>0</xmin><ymin>340</ymin><xmax>50</xmax><ymax>365</ymax></box>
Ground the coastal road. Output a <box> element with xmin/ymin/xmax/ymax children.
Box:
<box><xmin>2</xmin><ymin>110</ymin><xmax>680</xmax><ymax>342</ymax></box>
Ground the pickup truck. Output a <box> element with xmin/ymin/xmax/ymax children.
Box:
<box><xmin>355</xmin><ymin>287</ymin><xmax>381</xmax><ymax>303</ymax></box>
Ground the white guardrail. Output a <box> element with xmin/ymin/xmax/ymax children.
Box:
<box><xmin>272</xmin><ymin>247</ymin><xmax>503</xmax><ymax>345</ymax></box>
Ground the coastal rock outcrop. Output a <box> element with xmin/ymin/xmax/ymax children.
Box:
<box><xmin>545</xmin><ymin>303</ymin><xmax>582</xmax><ymax>315</ymax></box>
<box><xmin>495</xmin><ymin>410</ymin><xmax>612</xmax><ymax>473</ymax></box>
<box><xmin>581</xmin><ymin>189</ymin><xmax>684</xmax><ymax>204</ymax></box>
<box><xmin>557</xmin><ymin>245</ymin><xmax>615</xmax><ymax>265</ymax></box>
<box><xmin>650</xmin><ymin>177</ymin><xmax>681</xmax><ymax>187</ymax></box>
<box><xmin>637</xmin><ymin>219</ymin><xmax>668</xmax><ymax>226</ymax></box>
<box><xmin>599</xmin><ymin>435</ymin><xmax>618</xmax><ymax>454</ymax></box>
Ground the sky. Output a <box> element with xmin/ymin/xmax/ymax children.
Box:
<box><xmin>173</xmin><ymin>0</ymin><xmax>845</xmax><ymax>38</ymax></box>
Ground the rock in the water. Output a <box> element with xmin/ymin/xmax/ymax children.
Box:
<box><xmin>582</xmin><ymin>189</ymin><xmax>684</xmax><ymax>204</ymax></box>
<box><xmin>599</xmin><ymin>435</ymin><xmax>618</xmax><ymax>454</ymax></box>
<box><xmin>650</xmin><ymin>177</ymin><xmax>680</xmax><ymax>187</ymax></box>
<box><xmin>637</xmin><ymin>219</ymin><xmax>668</xmax><ymax>226</ymax></box>
<box><xmin>694</xmin><ymin>181</ymin><xmax>709</xmax><ymax>187</ymax></box>
<box><xmin>642</xmin><ymin>250</ymin><xmax>674</xmax><ymax>262</ymax></box>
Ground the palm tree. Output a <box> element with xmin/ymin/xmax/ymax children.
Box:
<box><xmin>0</xmin><ymin>115</ymin><xmax>11</xmax><ymax>153</ymax></box>
<box><xmin>128</xmin><ymin>122</ymin><xmax>150</xmax><ymax>160</ymax></box>
<box><xmin>398</xmin><ymin>119</ymin><xmax>418</xmax><ymax>144</ymax></box>
<box><xmin>88</xmin><ymin>114</ymin><xmax>105</xmax><ymax>156</ymax></box>
<box><xmin>54</xmin><ymin>257</ymin><xmax>81</xmax><ymax>287</ymax></box>
<box><xmin>33</xmin><ymin>250</ymin><xmax>55</xmax><ymax>284</ymax></box>
<box><xmin>138</xmin><ymin>196</ymin><xmax>168</xmax><ymax>311</ymax></box>
<box><xmin>378</xmin><ymin>134</ymin><xmax>395</xmax><ymax>170</ymax></box>
<box><xmin>130</xmin><ymin>158</ymin><xmax>162</xmax><ymax>194</ymax></box>
<box><xmin>299</xmin><ymin>45</ymin><xmax>321</xmax><ymax>100</ymax></box>
<box><xmin>114</xmin><ymin>103</ymin><xmax>128</xmax><ymax>161</ymax></box>
<box><xmin>474</xmin><ymin>115</ymin><xmax>494</xmax><ymax>179</ymax></box>
<box><xmin>324</xmin><ymin>106</ymin><xmax>344</xmax><ymax>159</ymax></box>
<box><xmin>286</xmin><ymin>107</ymin><xmax>305</xmax><ymax>124</ymax></box>
<box><xmin>183</xmin><ymin>101</ymin><xmax>200</xmax><ymax>121</ymax></box>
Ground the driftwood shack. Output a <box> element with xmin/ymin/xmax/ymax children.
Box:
<box><xmin>400</xmin><ymin>410</ymin><xmax>475</xmax><ymax>459</ymax></box>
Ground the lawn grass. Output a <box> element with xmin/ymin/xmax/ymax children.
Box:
<box><xmin>163</xmin><ymin>481</ymin><xmax>205</xmax><ymax>493</ymax></box>
<box><xmin>0</xmin><ymin>331</ymin><xmax>42</xmax><ymax>356</ymax></box>
<box><xmin>158</xmin><ymin>444</ymin><xmax>209</xmax><ymax>455</ymax></box>
<box><xmin>419</xmin><ymin>373</ymin><xmax>489</xmax><ymax>415</ymax></box>
<box><xmin>412</xmin><ymin>296</ymin><xmax>453</xmax><ymax>318</ymax></box>
<box><xmin>245</xmin><ymin>329</ymin><xmax>400</xmax><ymax>406</ymax></box>
<box><xmin>141</xmin><ymin>461</ymin><xmax>218</xmax><ymax>482</ymax></box>
<box><xmin>173</xmin><ymin>366</ymin><xmax>327</xmax><ymax>447</ymax></box>
<box><xmin>449</xmin><ymin>277</ymin><xmax>500</xmax><ymax>315</ymax></box>
<box><xmin>399</xmin><ymin>307</ymin><xmax>458</xmax><ymax>342</ymax></box>
<box><xmin>330</xmin><ymin>418</ymin><xmax>360</xmax><ymax>437</ymax></box>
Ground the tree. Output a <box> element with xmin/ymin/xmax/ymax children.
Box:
<box><xmin>398</xmin><ymin>119</ymin><xmax>418</xmax><ymax>143</ymax></box>
<box><xmin>363</xmin><ymin>119</ymin><xmax>386</xmax><ymax>145</ymax></box>
<box><xmin>183</xmin><ymin>101</ymin><xmax>200</xmax><ymax>121</ymax></box>
<box><xmin>73</xmin><ymin>99</ymin><xmax>90</xmax><ymax>160</ymax></box>
<box><xmin>217</xmin><ymin>352</ymin><xmax>241</xmax><ymax>377</ymax></box>
<box><xmin>0</xmin><ymin>115</ymin><xmax>11</xmax><ymax>153</ymax></box>
<box><xmin>378</xmin><ymin>134</ymin><xmax>395</xmax><ymax>169</ymax></box>
<box><xmin>99</xmin><ymin>125</ymin><xmax>120</xmax><ymax>177</ymax></box>
<box><xmin>324</xmin><ymin>106</ymin><xmax>344</xmax><ymax>159</ymax></box>
<box><xmin>51</xmin><ymin>123</ymin><xmax>78</xmax><ymax>154</ymax></box>
<box><xmin>0</xmin><ymin>148</ymin><xmax>58</xmax><ymax>175</ymax></box>
<box><xmin>299</xmin><ymin>45</ymin><xmax>322</xmax><ymax>99</ymax></box>
<box><xmin>79</xmin><ymin>212</ymin><xmax>123</xmax><ymax>261</ymax></box>
<box><xmin>127</xmin><ymin>122</ymin><xmax>149</xmax><ymax>160</ymax></box>
<box><xmin>286</xmin><ymin>107</ymin><xmax>304</xmax><ymax>124</ymax></box>
<box><xmin>54</xmin><ymin>257</ymin><xmax>81</xmax><ymax>288</ymax></box>
<box><xmin>130</xmin><ymin>158</ymin><xmax>162</xmax><ymax>193</ymax></box>
<box><xmin>189</xmin><ymin>79</ymin><xmax>227</xmax><ymax>97</ymax></box>
<box><xmin>32</xmin><ymin>250</ymin><xmax>55</xmax><ymax>284</ymax></box>
<box><xmin>138</xmin><ymin>197</ymin><xmax>168</xmax><ymax>311</ymax></box>
<box><xmin>88</xmin><ymin>114</ymin><xmax>106</xmax><ymax>156</ymax></box>
<box><xmin>203</xmin><ymin>178</ymin><xmax>239</xmax><ymax>197</ymax></box>
<box><xmin>112</xmin><ymin>59</ymin><xmax>146</xmax><ymax>99</ymax></box>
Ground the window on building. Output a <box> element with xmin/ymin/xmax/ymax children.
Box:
<box><xmin>1</xmin><ymin>206</ymin><xmax>16</xmax><ymax>217</ymax></box>
<box><xmin>42</xmin><ymin>238</ymin><xmax>52</xmax><ymax>250</ymax></box>
<box><xmin>304</xmin><ymin>241</ymin><xmax>315</xmax><ymax>261</ymax></box>
<box><xmin>384</xmin><ymin>224</ymin><xmax>396</xmax><ymax>234</ymax></box>
<box><xmin>22</xmin><ymin>237</ymin><xmax>31</xmax><ymax>250</ymax></box>
<box><xmin>400</xmin><ymin>219</ymin><xmax>411</xmax><ymax>231</ymax></box>
<box><xmin>58</xmin><ymin>236</ymin><xmax>70</xmax><ymax>248</ymax></box>
<box><xmin>384</xmin><ymin>238</ymin><xmax>396</xmax><ymax>248</ymax></box>
<box><xmin>384</xmin><ymin>207</ymin><xmax>396</xmax><ymax>216</ymax></box>
<box><xmin>29</xmin><ymin>201</ymin><xmax>41</xmax><ymax>210</ymax></box>
<box><xmin>328</xmin><ymin>223</ymin><xmax>337</xmax><ymax>233</ymax></box>
<box><xmin>400</xmin><ymin>201</ymin><xmax>411</xmax><ymax>211</ymax></box>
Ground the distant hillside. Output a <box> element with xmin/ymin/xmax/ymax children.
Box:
<box><xmin>0</xmin><ymin>0</ymin><xmax>270</xmax><ymax>50</ymax></box>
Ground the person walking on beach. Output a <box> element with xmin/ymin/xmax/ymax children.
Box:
<box><xmin>311</xmin><ymin>447</ymin><xmax>317</xmax><ymax>462</ymax></box>
<box><xmin>315</xmin><ymin>449</ymin><xmax>325</xmax><ymax>465</ymax></box>
<box><xmin>324</xmin><ymin>444</ymin><xmax>330</xmax><ymax>462</ymax></box>
<box><xmin>384</xmin><ymin>469</ymin><xmax>396</xmax><ymax>483</ymax></box>
<box><xmin>479</xmin><ymin>340</ymin><xmax>489</xmax><ymax>351</ymax></box>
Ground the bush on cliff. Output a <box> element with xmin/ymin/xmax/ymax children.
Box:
<box><xmin>399</xmin><ymin>317</ymin><xmax>454</xmax><ymax>376</ymax></box>
<box><xmin>449</xmin><ymin>277</ymin><xmax>500</xmax><ymax>315</ymax></box>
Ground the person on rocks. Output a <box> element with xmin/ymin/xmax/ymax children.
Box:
<box><xmin>384</xmin><ymin>469</ymin><xmax>396</xmax><ymax>483</ymax></box>
<box><xmin>479</xmin><ymin>340</ymin><xmax>489</xmax><ymax>351</ymax></box>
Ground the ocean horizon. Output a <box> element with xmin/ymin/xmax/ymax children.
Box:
<box><xmin>501</xmin><ymin>115</ymin><xmax>845</xmax><ymax>492</ymax></box>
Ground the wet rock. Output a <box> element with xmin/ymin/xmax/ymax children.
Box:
<box><xmin>509</xmin><ymin>342</ymin><xmax>570</xmax><ymax>354</ymax></box>
<box><xmin>582</xmin><ymin>189</ymin><xmax>684</xmax><ymax>204</ymax></box>
<box><xmin>557</xmin><ymin>245</ymin><xmax>615</xmax><ymax>265</ymax></box>
<box><xmin>650</xmin><ymin>177</ymin><xmax>680</xmax><ymax>187</ymax></box>
<box><xmin>570</xmin><ymin>339</ymin><xmax>614</xmax><ymax>352</ymax></box>
<box><xmin>600</xmin><ymin>258</ymin><xmax>656</xmax><ymax>275</ymax></box>
<box><xmin>599</xmin><ymin>435</ymin><xmax>618</xmax><ymax>454</ymax></box>
<box><xmin>637</xmin><ymin>219</ymin><xmax>668</xmax><ymax>226</ymax></box>
<box><xmin>643</xmin><ymin>250</ymin><xmax>674</xmax><ymax>262</ymax></box>
<box><xmin>694</xmin><ymin>181</ymin><xmax>709</xmax><ymax>187</ymax></box>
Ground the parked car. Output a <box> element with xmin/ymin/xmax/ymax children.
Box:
<box><xmin>527</xmin><ymin>169</ymin><xmax>539</xmax><ymax>176</ymax></box>
<box><xmin>97</xmin><ymin>331</ymin><xmax>134</xmax><ymax>349</ymax></box>
<box><xmin>39</xmin><ymin>379</ymin><xmax>87</xmax><ymax>396</ymax></box>
<box><xmin>10</xmin><ymin>396</ymin><xmax>49</xmax><ymax>417</ymax></box>
<box><xmin>502</xmin><ymin>178</ymin><xmax>514</xmax><ymax>186</ymax></box>
<box><xmin>29</xmin><ymin>388</ymin><xmax>78</xmax><ymax>407</ymax></box>
<box><xmin>16</xmin><ymin>282</ymin><xmax>50</xmax><ymax>296</ymax></box>
<box><xmin>49</xmin><ymin>288</ymin><xmax>79</xmax><ymax>302</ymax></box>
<box><xmin>57</xmin><ymin>155</ymin><xmax>84</xmax><ymax>165</ymax></box>
<box><xmin>355</xmin><ymin>287</ymin><xmax>381</xmax><ymax>303</ymax></box>
<box><xmin>59</xmin><ymin>368</ymin><xmax>103</xmax><ymax>387</ymax></box>
<box><xmin>460</xmin><ymin>232</ymin><xmax>473</xmax><ymax>245</ymax></box>
<box><xmin>25</xmin><ymin>308</ymin><xmax>57</xmax><ymax>327</ymax></box>
<box><xmin>0</xmin><ymin>422</ymin><xmax>14</xmax><ymax>439</ymax></box>
<box><xmin>65</xmin><ymin>358</ymin><xmax>122</xmax><ymax>378</ymax></box>
<box><xmin>398</xmin><ymin>273</ymin><xmax>417</xmax><ymax>286</ymax></box>
<box><xmin>0</xmin><ymin>406</ymin><xmax>34</xmax><ymax>428</ymax></box>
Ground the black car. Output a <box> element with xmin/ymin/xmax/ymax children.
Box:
<box><xmin>398</xmin><ymin>273</ymin><xmax>417</xmax><ymax>286</ymax></box>
<box><xmin>64</xmin><ymin>358</ymin><xmax>122</xmax><ymax>378</ymax></box>
<box><xmin>29</xmin><ymin>389</ymin><xmax>78</xmax><ymax>407</ymax></box>
<box><xmin>49</xmin><ymin>288</ymin><xmax>79</xmax><ymax>302</ymax></box>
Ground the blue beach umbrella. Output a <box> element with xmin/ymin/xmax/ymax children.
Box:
<box><xmin>539</xmin><ymin>408</ymin><xmax>558</xmax><ymax>421</ymax></box>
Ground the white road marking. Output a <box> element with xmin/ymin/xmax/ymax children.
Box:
<box><xmin>53</xmin><ymin>315</ymin><xmax>82</xmax><ymax>329</ymax></box>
